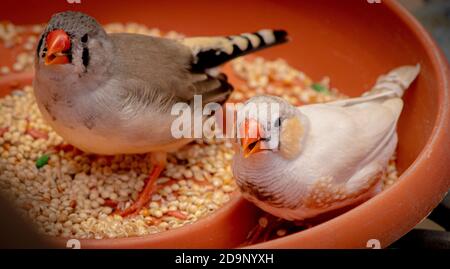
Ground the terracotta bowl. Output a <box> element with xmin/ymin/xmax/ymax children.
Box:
<box><xmin>0</xmin><ymin>0</ymin><xmax>449</xmax><ymax>248</ymax></box>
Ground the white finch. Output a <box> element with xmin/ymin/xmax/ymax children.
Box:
<box><xmin>232</xmin><ymin>65</ymin><xmax>420</xmax><ymax>221</ymax></box>
<box><xmin>33</xmin><ymin>11</ymin><xmax>288</xmax><ymax>216</ymax></box>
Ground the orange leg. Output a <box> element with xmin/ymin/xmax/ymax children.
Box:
<box><xmin>118</xmin><ymin>164</ymin><xmax>164</xmax><ymax>217</ymax></box>
<box><xmin>245</xmin><ymin>213</ymin><xmax>275</xmax><ymax>244</ymax></box>
<box><xmin>262</xmin><ymin>217</ymin><xmax>288</xmax><ymax>242</ymax></box>
<box><xmin>247</xmin><ymin>223</ymin><xmax>264</xmax><ymax>244</ymax></box>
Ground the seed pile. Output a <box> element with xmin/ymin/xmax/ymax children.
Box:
<box><xmin>0</xmin><ymin>21</ymin><xmax>399</xmax><ymax>242</ymax></box>
<box><xmin>230</xmin><ymin>57</ymin><xmax>347</xmax><ymax>104</ymax></box>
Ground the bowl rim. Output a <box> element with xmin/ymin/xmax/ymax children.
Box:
<box><xmin>248</xmin><ymin>0</ymin><xmax>450</xmax><ymax>248</ymax></box>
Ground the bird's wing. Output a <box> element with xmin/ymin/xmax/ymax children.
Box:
<box><xmin>298</xmin><ymin>98</ymin><xmax>401</xmax><ymax>185</ymax></box>
<box><xmin>292</xmin><ymin>65</ymin><xmax>420</xmax><ymax>198</ymax></box>
<box><xmin>109</xmin><ymin>33</ymin><xmax>232</xmax><ymax>108</ymax></box>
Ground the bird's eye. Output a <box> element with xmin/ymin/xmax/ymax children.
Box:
<box><xmin>274</xmin><ymin>117</ymin><xmax>282</xmax><ymax>128</ymax></box>
<box><xmin>81</xmin><ymin>34</ymin><xmax>88</xmax><ymax>43</ymax></box>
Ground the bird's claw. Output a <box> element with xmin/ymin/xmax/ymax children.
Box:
<box><xmin>116</xmin><ymin>165</ymin><xmax>164</xmax><ymax>217</ymax></box>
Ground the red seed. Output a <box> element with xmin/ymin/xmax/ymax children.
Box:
<box><xmin>166</xmin><ymin>210</ymin><xmax>188</xmax><ymax>220</ymax></box>
<box><xmin>54</xmin><ymin>143</ymin><xmax>74</xmax><ymax>152</ymax></box>
<box><xmin>0</xmin><ymin>127</ymin><xmax>8</xmax><ymax>137</ymax></box>
<box><xmin>69</xmin><ymin>200</ymin><xmax>77</xmax><ymax>209</ymax></box>
<box><xmin>26</xmin><ymin>128</ymin><xmax>48</xmax><ymax>139</ymax></box>
<box><xmin>103</xmin><ymin>199</ymin><xmax>118</xmax><ymax>208</ymax></box>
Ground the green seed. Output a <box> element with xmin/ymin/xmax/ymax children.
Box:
<box><xmin>36</xmin><ymin>154</ymin><xmax>49</xmax><ymax>168</ymax></box>
<box><xmin>311</xmin><ymin>83</ymin><xmax>329</xmax><ymax>94</ymax></box>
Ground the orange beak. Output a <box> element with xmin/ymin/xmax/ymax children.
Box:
<box><xmin>45</xmin><ymin>29</ymin><xmax>71</xmax><ymax>65</ymax></box>
<box><xmin>240</xmin><ymin>119</ymin><xmax>264</xmax><ymax>158</ymax></box>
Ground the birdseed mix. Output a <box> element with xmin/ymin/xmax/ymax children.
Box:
<box><xmin>0</xmin><ymin>21</ymin><xmax>399</xmax><ymax>241</ymax></box>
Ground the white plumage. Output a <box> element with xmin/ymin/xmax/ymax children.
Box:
<box><xmin>232</xmin><ymin>65</ymin><xmax>420</xmax><ymax>221</ymax></box>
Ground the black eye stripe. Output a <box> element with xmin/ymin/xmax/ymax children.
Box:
<box><xmin>81</xmin><ymin>34</ymin><xmax>88</xmax><ymax>43</ymax></box>
<box><xmin>81</xmin><ymin>34</ymin><xmax>89</xmax><ymax>70</ymax></box>
<box><xmin>82</xmin><ymin>47</ymin><xmax>90</xmax><ymax>68</ymax></box>
<box><xmin>274</xmin><ymin>117</ymin><xmax>282</xmax><ymax>127</ymax></box>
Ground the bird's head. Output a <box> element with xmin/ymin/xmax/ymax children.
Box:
<box><xmin>35</xmin><ymin>11</ymin><xmax>110</xmax><ymax>76</ymax></box>
<box><xmin>237</xmin><ymin>95</ymin><xmax>308</xmax><ymax>160</ymax></box>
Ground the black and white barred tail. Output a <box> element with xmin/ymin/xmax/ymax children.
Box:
<box><xmin>183</xmin><ymin>29</ymin><xmax>288</xmax><ymax>71</ymax></box>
